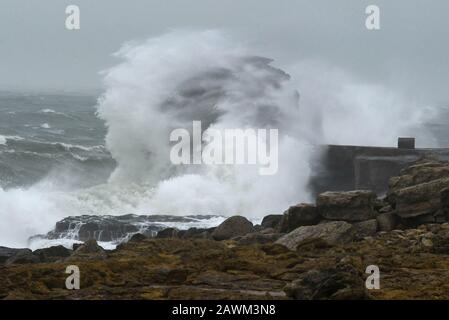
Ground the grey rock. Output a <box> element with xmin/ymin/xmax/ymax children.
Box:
<box><xmin>33</xmin><ymin>245</ymin><xmax>72</xmax><ymax>262</ymax></box>
<box><xmin>261</xmin><ymin>215</ymin><xmax>283</xmax><ymax>229</ymax></box>
<box><xmin>317</xmin><ymin>190</ymin><xmax>377</xmax><ymax>222</ymax></box>
<box><xmin>156</xmin><ymin>228</ymin><xmax>179</xmax><ymax>239</ymax></box>
<box><xmin>0</xmin><ymin>247</ymin><xmax>39</xmax><ymax>265</ymax></box>
<box><xmin>211</xmin><ymin>216</ymin><xmax>255</xmax><ymax>241</ymax></box>
<box><xmin>44</xmin><ymin>214</ymin><xmax>218</xmax><ymax>242</ymax></box>
<box><xmin>275</xmin><ymin>221</ymin><xmax>356</xmax><ymax>251</ymax></box>
<box><xmin>279</xmin><ymin>204</ymin><xmax>320</xmax><ymax>233</ymax></box>
<box><xmin>392</xmin><ymin>177</ymin><xmax>449</xmax><ymax>218</ymax></box>
<box><xmin>180</xmin><ymin>227</ymin><xmax>213</xmax><ymax>239</ymax></box>
<box><xmin>128</xmin><ymin>233</ymin><xmax>147</xmax><ymax>243</ymax></box>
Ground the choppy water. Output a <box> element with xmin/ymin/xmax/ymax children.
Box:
<box><xmin>0</xmin><ymin>91</ymin><xmax>115</xmax><ymax>189</ymax></box>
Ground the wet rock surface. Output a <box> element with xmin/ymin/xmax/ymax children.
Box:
<box><xmin>278</xmin><ymin>204</ymin><xmax>320</xmax><ymax>232</ymax></box>
<box><xmin>43</xmin><ymin>214</ymin><xmax>220</xmax><ymax>243</ymax></box>
<box><xmin>2</xmin><ymin>222</ymin><xmax>449</xmax><ymax>299</ymax></box>
<box><xmin>317</xmin><ymin>190</ymin><xmax>377</xmax><ymax>222</ymax></box>
<box><xmin>211</xmin><ymin>216</ymin><xmax>255</xmax><ymax>241</ymax></box>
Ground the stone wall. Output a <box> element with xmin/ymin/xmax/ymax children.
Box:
<box><xmin>310</xmin><ymin>144</ymin><xmax>449</xmax><ymax>196</ymax></box>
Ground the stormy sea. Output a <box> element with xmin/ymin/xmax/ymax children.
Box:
<box><xmin>1</xmin><ymin>31</ymin><xmax>448</xmax><ymax>251</ymax></box>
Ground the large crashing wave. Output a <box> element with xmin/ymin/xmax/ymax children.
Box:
<box><xmin>97</xmin><ymin>30</ymin><xmax>313</xmax><ymax>217</ymax></box>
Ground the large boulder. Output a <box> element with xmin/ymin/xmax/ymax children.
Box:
<box><xmin>317</xmin><ymin>191</ymin><xmax>377</xmax><ymax>222</ymax></box>
<box><xmin>388</xmin><ymin>161</ymin><xmax>449</xmax><ymax>194</ymax></box>
<box><xmin>45</xmin><ymin>214</ymin><xmax>213</xmax><ymax>243</ymax></box>
<box><xmin>261</xmin><ymin>215</ymin><xmax>283</xmax><ymax>229</ymax></box>
<box><xmin>278</xmin><ymin>204</ymin><xmax>320</xmax><ymax>233</ymax></box>
<box><xmin>128</xmin><ymin>233</ymin><xmax>147</xmax><ymax>243</ymax></box>
<box><xmin>156</xmin><ymin>228</ymin><xmax>179</xmax><ymax>239</ymax></box>
<box><xmin>275</xmin><ymin>221</ymin><xmax>355</xmax><ymax>251</ymax></box>
<box><xmin>391</xmin><ymin>177</ymin><xmax>449</xmax><ymax>219</ymax></box>
<box><xmin>211</xmin><ymin>216</ymin><xmax>255</xmax><ymax>241</ymax></box>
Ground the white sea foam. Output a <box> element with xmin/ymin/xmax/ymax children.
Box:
<box><xmin>39</xmin><ymin>109</ymin><xmax>69</xmax><ymax>117</ymax></box>
<box><xmin>40</xmin><ymin>109</ymin><xmax>56</xmax><ymax>113</ymax></box>
<box><xmin>0</xmin><ymin>134</ymin><xmax>25</xmax><ymax>146</ymax></box>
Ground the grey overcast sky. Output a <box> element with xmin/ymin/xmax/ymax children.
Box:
<box><xmin>0</xmin><ymin>0</ymin><xmax>448</xmax><ymax>104</ymax></box>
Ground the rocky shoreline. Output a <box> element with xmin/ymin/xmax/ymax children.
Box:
<box><xmin>1</xmin><ymin>158</ymin><xmax>449</xmax><ymax>299</ymax></box>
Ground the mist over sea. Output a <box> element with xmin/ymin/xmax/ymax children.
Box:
<box><xmin>0</xmin><ymin>31</ymin><xmax>447</xmax><ymax>249</ymax></box>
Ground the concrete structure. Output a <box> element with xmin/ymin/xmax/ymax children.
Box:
<box><xmin>310</xmin><ymin>141</ymin><xmax>449</xmax><ymax>197</ymax></box>
<box><xmin>397</xmin><ymin>137</ymin><xmax>415</xmax><ymax>149</ymax></box>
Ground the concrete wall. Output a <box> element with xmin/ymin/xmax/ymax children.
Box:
<box><xmin>309</xmin><ymin>145</ymin><xmax>449</xmax><ymax>197</ymax></box>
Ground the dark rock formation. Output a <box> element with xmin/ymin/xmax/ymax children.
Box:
<box><xmin>278</xmin><ymin>204</ymin><xmax>320</xmax><ymax>232</ymax></box>
<box><xmin>128</xmin><ymin>233</ymin><xmax>147</xmax><ymax>243</ymax></box>
<box><xmin>33</xmin><ymin>245</ymin><xmax>72</xmax><ymax>263</ymax></box>
<box><xmin>261</xmin><ymin>215</ymin><xmax>283</xmax><ymax>229</ymax></box>
<box><xmin>284</xmin><ymin>263</ymin><xmax>369</xmax><ymax>300</ymax></box>
<box><xmin>0</xmin><ymin>247</ymin><xmax>39</xmax><ymax>265</ymax></box>
<box><xmin>44</xmin><ymin>214</ymin><xmax>220</xmax><ymax>243</ymax></box>
<box><xmin>211</xmin><ymin>216</ymin><xmax>255</xmax><ymax>240</ymax></box>
<box><xmin>0</xmin><ymin>247</ymin><xmax>30</xmax><ymax>264</ymax></box>
<box><xmin>385</xmin><ymin>160</ymin><xmax>449</xmax><ymax>227</ymax></box>
<box><xmin>393</xmin><ymin>178</ymin><xmax>449</xmax><ymax>219</ymax></box>
<box><xmin>156</xmin><ymin>228</ymin><xmax>179</xmax><ymax>239</ymax></box>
